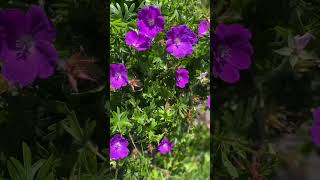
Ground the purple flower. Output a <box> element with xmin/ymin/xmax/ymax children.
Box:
<box><xmin>137</xmin><ymin>6</ymin><xmax>165</xmax><ymax>38</ymax></box>
<box><xmin>207</xmin><ymin>96</ymin><xmax>210</xmax><ymax>109</ymax></box>
<box><xmin>176</xmin><ymin>68</ymin><xmax>189</xmax><ymax>88</ymax></box>
<box><xmin>125</xmin><ymin>31</ymin><xmax>152</xmax><ymax>51</ymax></box>
<box><xmin>110</xmin><ymin>64</ymin><xmax>128</xmax><ymax>89</ymax></box>
<box><xmin>110</xmin><ymin>134</ymin><xmax>130</xmax><ymax>160</ymax></box>
<box><xmin>166</xmin><ymin>25</ymin><xmax>198</xmax><ymax>58</ymax></box>
<box><xmin>311</xmin><ymin>107</ymin><xmax>320</xmax><ymax>145</ymax></box>
<box><xmin>158</xmin><ymin>138</ymin><xmax>174</xmax><ymax>155</ymax></box>
<box><xmin>198</xmin><ymin>20</ymin><xmax>210</xmax><ymax>37</ymax></box>
<box><xmin>213</xmin><ymin>24</ymin><xmax>253</xmax><ymax>83</ymax></box>
<box><xmin>0</xmin><ymin>6</ymin><xmax>58</xmax><ymax>87</ymax></box>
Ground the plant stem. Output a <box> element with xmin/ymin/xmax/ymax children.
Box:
<box><xmin>129</xmin><ymin>132</ymin><xmax>141</xmax><ymax>154</ymax></box>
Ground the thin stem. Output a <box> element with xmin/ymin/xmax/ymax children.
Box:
<box><xmin>129</xmin><ymin>132</ymin><xmax>141</xmax><ymax>154</ymax></box>
<box><xmin>87</xmin><ymin>142</ymin><xmax>107</xmax><ymax>161</ymax></box>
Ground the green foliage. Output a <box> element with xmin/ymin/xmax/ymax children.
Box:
<box><xmin>6</xmin><ymin>143</ymin><xmax>56</xmax><ymax>180</ymax></box>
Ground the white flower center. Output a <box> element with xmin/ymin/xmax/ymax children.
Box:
<box><xmin>148</xmin><ymin>19</ymin><xmax>155</xmax><ymax>26</ymax></box>
<box><xmin>114</xmin><ymin>142</ymin><xmax>121</xmax><ymax>149</ymax></box>
<box><xmin>174</xmin><ymin>38</ymin><xmax>181</xmax><ymax>45</ymax></box>
<box><xmin>115</xmin><ymin>72</ymin><xmax>122</xmax><ymax>79</ymax></box>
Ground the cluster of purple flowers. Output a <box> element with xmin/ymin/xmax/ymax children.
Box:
<box><xmin>113</xmin><ymin>6</ymin><xmax>210</xmax><ymax>90</ymax></box>
<box><xmin>125</xmin><ymin>6</ymin><xmax>210</xmax><ymax>59</ymax></box>
<box><xmin>125</xmin><ymin>6</ymin><xmax>164</xmax><ymax>51</ymax></box>
<box><xmin>0</xmin><ymin>5</ymin><xmax>58</xmax><ymax>87</ymax></box>
<box><xmin>110</xmin><ymin>134</ymin><xmax>174</xmax><ymax>160</ymax></box>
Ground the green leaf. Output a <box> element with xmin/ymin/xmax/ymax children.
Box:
<box><xmin>116</xmin><ymin>3</ymin><xmax>123</xmax><ymax>18</ymax></box>
<box><xmin>7</xmin><ymin>158</ymin><xmax>25</xmax><ymax>180</ymax></box>
<box><xmin>22</xmin><ymin>142</ymin><xmax>32</xmax><ymax>171</ymax></box>
<box><xmin>222</xmin><ymin>152</ymin><xmax>239</xmax><ymax>179</ymax></box>
<box><xmin>124</xmin><ymin>3</ymin><xmax>129</xmax><ymax>20</ymax></box>
<box><xmin>62</xmin><ymin>111</ymin><xmax>83</xmax><ymax>142</ymax></box>
<box><xmin>274</xmin><ymin>47</ymin><xmax>293</xmax><ymax>56</ymax></box>
<box><xmin>35</xmin><ymin>155</ymin><xmax>56</xmax><ymax>180</ymax></box>
<box><xmin>289</xmin><ymin>56</ymin><xmax>299</xmax><ymax>67</ymax></box>
<box><xmin>7</xmin><ymin>160</ymin><xmax>23</xmax><ymax>180</ymax></box>
<box><xmin>129</xmin><ymin>3</ymin><xmax>135</xmax><ymax>12</ymax></box>
<box><xmin>31</xmin><ymin>160</ymin><xmax>45</xmax><ymax>179</ymax></box>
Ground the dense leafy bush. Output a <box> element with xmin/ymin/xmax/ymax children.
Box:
<box><xmin>110</xmin><ymin>0</ymin><xmax>210</xmax><ymax>179</ymax></box>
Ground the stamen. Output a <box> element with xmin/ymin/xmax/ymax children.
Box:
<box><xmin>115</xmin><ymin>72</ymin><xmax>122</xmax><ymax>79</ymax></box>
<box><xmin>15</xmin><ymin>35</ymin><xmax>33</xmax><ymax>60</ymax></box>
<box><xmin>174</xmin><ymin>38</ymin><xmax>181</xmax><ymax>46</ymax></box>
<box><xmin>115</xmin><ymin>142</ymin><xmax>121</xmax><ymax>149</ymax></box>
<box><xmin>148</xmin><ymin>19</ymin><xmax>155</xmax><ymax>26</ymax></box>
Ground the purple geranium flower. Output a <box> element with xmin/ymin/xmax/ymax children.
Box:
<box><xmin>125</xmin><ymin>31</ymin><xmax>152</xmax><ymax>51</ymax></box>
<box><xmin>198</xmin><ymin>20</ymin><xmax>210</xmax><ymax>37</ymax></box>
<box><xmin>213</xmin><ymin>24</ymin><xmax>253</xmax><ymax>83</ymax></box>
<box><xmin>0</xmin><ymin>5</ymin><xmax>58</xmax><ymax>87</ymax></box>
<box><xmin>137</xmin><ymin>6</ymin><xmax>165</xmax><ymax>38</ymax></box>
<box><xmin>176</xmin><ymin>68</ymin><xmax>189</xmax><ymax>88</ymax></box>
<box><xmin>110</xmin><ymin>64</ymin><xmax>128</xmax><ymax>89</ymax></box>
<box><xmin>166</xmin><ymin>25</ymin><xmax>198</xmax><ymax>58</ymax></box>
<box><xmin>311</xmin><ymin>107</ymin><xmax>320</xmax><ymax>145</ymax></box>
<box><xmin>110</xmin><ymin>134</ymin><xmax>130</xmax><ymax>160</ymax></box>
<box><xmin>207</xmin><ymin>96</ymin><xmax>210</xmax><ymax>109</ymax></box>
<box><xmin>158</xmin><ymin>138</ymin><xmax>174</xmax><ymax>155</ymax></box>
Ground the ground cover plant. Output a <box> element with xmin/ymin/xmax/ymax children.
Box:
<box><xmin>0</xmin><ymin>0</ymin><xmax>108</xmax><ymax>179</ymax></box>
<box><xmin>213</xmin><ymin>0</ymin><xmax>320</xmax><ymax>179</ymax></box>
<box><xmin>110</xmin><ymin>0</ymin><xmax>210</xmax><ymax>179</ymax></box>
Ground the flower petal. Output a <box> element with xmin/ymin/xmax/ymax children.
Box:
<box><xmin>167</xmin><ymin>42</ymin><xmax>193</xmax><ymax>58</ymax></box>
<box><xmin>228</xmin><ymin>44</ymin><xmax>253</xmax><ymax>70</ymax></box>
<box><xmin>215</xmin><ymin>62</ymin><xmax>240</xmax><ymax>83</ymax></box>
<box><xmin>26</xmin><ymin>5</ymin><xmax>56</xmax><ymax>42</ymax></box>
<box><xmin>1</xmin><ymin>48</ymin><xmax>38</xmax><ymax>86</ymax></box>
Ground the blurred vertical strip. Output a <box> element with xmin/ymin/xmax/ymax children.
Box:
<box><xmin>106</xmin><ymin>0</ymin><xmax>111</xmax><ymax>174</ymax></box>
<box><xmin>210</xmin><ymin>0</ymin><xmax>216</xmax><ymax>179</ymax></box>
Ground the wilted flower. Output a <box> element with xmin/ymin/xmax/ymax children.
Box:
<box><xmin>274</xmin><ymin>32</ymin><xmax>317</xmax><ymax>68</ymax></box>
<box><xmin>176</xmin><ymin>68</ymin><xmax>189</xmax><ymax>88</ymax></box>
<box><xmin>158</xmin><ymin>138</ymin><xmax>174</xmax><ymax>154</ymax></box>
<box><xmin>166</xmin><ymin>25</ymin><xmax>198</xmax><ymax>58</ymax></box>
<box><xmin>213</xmin><ymin>24</ymin><xmax>253</xmax><ymax>83</ymax></box>
<box><xmin>63</xmin><ymin>53</ymin><xmax>99</xmax><ymax>92</ymax></box>
<box><xmin>137</xmin><ymin>6</ymin><xmax>165</xmax><ymax>38</ymax></box>
<box><xmin>198</xmin><ymin>20</ymin><xmax>210</xmax><ymax>37</ymax></box>
<box><xmin>125</xmin><ymin>31</ymin><xmax>152</xmax><ymax>51</ymax></box>
<box><xmin>110</xmin><ymin>64</ymin><xmax>128</xmax><ymax>89</ymax></box>
<box><xmin>311</xmin><ymin>107</ymin><xmax>320</xmax><ymax>145</ymax></box>
<box><xmin>147</xmin><ymin>144</ymin><xmax>155</xmax><ymax>154</ymax></box>
<box><xmin>294</xmin><ymin>33</ymin><xmax>315</xmax><ymax>52</ymax></box>
<box><xmin>0</xmin><ymin>5</ymin><xmax>58</xmax><ymax>86</ymax></box>
<box><xmin>110</xmin><ymin>134</ymin><xmax>129</xmax><ymax>160</ymax></box>
<box><xmin>129</xmin><ymin>79</ymin><xmax>142</xmax><ymax>92</ymax></box>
